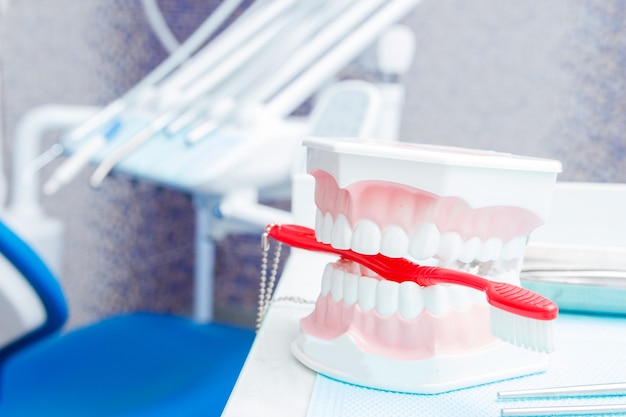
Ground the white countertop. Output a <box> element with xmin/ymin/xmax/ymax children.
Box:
<box><xmin>222</xmin><ymin>249</ymin><xmax>334</xmax><ymax>417</ymax></box>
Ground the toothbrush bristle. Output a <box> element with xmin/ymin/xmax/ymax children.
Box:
<box><xmin>490</xmin><ymin>307</ymin><xmax>555</xmax><ymax>353</ymax></box>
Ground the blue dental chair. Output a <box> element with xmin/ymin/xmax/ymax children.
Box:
<box><xmin>0</xmin><ymin>221</ymin><xmax>255</xmax><ymax>416</ymax></box>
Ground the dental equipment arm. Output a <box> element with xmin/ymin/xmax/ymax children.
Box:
<box><xmin>244</xmin><ymin>0</ymin><xmax>388</xmax><ymax>106</ymax></box>
<box><xmin>88</xmin><ymin>108</ymin><xmax>184</xmax><ymax>188</ymax></box>
<box><xmin>85</xmin><ymin>0</ymin><xmax>421</xmax><ymax>188</ymax></box>
<box><xmin>267</xmin><ymin>0</ymin><xmax>421</xmax><ymax>117</ymax></box>
<box><xmin>44</xmin><ymin>121</ymin><xmax>121</xmax><ymax>195</ymax></box>
<box><xmin>88</xmin><ymin>0</ymin><xmax>298</xmax><ymax>187</ymax></box>
<box><xmin>65</xmin><ymin>0</ymin><xmax>244</xmax><ymax>144</ymax></box>
<box><xmin>43</xmin><ymin>0</ymin><xmax>245</xmax><ymax>195</ymax></box>
<box><xmin>186</xmin><ymin>0</ymin><xmax>420</xmax><ymax>143</ymax></box>
<box><xmin>158</xmin><ymin>0</ymin><xmax>294</xmax><ymax>95</ymax></box>
<box><xmin>176</xmin><ymin>0</ymin><xmax>354</xmax><ymax>140</ymax></box>
<box><xmin>184</xmin><ymin>0</ymin><xmax>388</xmax><ymax>142</ymax></box>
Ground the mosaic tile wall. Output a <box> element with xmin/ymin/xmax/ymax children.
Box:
<box><xmin>1</xmin><ymin>0</ymin><xmax>625</xmax><ymax>330</ymax></box>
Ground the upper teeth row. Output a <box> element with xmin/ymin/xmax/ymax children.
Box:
<box><xmin>321</xmin><ymin>261</ymin><xmax>487</xmax><ymax>319</ymax></box>
<box><xmin>315</xmin><ymin>209</ymin><xmax>528</xmax><ymax>263</ymax></box>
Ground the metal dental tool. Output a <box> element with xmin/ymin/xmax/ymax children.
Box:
<box><xmin>44</xmin><ymin>0</ymin><xmax>247</xmax><ymax>194</ymax></box>
<box><xmin>499</xmin><ymin>382</ymin><xmax>626</xmax><ymax>416</ymax></box>
<box><xmin>88</xmin><ymin>0</ymin><xmax>298</xmax><ymax>187</ymax></box>
<box><xmin>500</xmin><ymin>404</ymin><xmax>626</xmax><ymax>416</ymax></box>
<box><xmin>498</xmin><ymin>382</ymin><xmax>626</xmax><ymax>400</ymax></box>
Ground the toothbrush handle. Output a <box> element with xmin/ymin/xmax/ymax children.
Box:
<box><xmin>267</xmin><ymin>224</ymin><xmax>558</xmax><ymax>321</ymax></box>
<box><xmin>413</xmin><ymin>266</ymin><xmax>558</xmax><ymax>320</ymax></box>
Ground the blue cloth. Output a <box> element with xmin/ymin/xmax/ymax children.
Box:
<box><xmin>305</xmin><ymin>313</ymin><xmax>626</xmax><ymax>417</ymax></box>
<box><xmin>0</xmin><ymin>313</ymin><xmax>255</xmax><ymax>417</ymax></box>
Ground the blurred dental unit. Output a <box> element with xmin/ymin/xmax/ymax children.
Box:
<box><xmin>3</xmin><ymin>0</ymin><xmax>626</xmax><ymax>416</ymax></box>
<box><xmin>2</xmin><ymin>0</ymin><xmax>419</xmax><ymax>323</ymax></box>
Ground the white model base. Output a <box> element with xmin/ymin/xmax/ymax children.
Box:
<box><xmin>292</xmin><ymin>332</ymin><xmax>548</xmax><ymax>394</ymax></box>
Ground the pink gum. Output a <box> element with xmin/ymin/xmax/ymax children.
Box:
<box><xmin>301</xmin><ymin>294</ymin><xmax>497</xmax><ymax>361</ymax></box>
<box><xmin>312</xmin><ymin>170</ymin><xmax>544</xmax><ymax>242</ymax></box>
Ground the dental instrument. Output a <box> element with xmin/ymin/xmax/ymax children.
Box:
<box><xmin>157</xmin><ymin>0</ymin><xmax>295</xmax><ymax>96</ymax></box>
<box><xmin>210</xmin><ymin>0</ymin><xmax>355</xmax><ymax>101</ymax></box>
<box><xmin>153</xmin><ymin>0</ymin><xmax>407</xmax><ymax>144</ymax></box>
<box><xmin>180</xmin><ymin>0</ymin><xmax>358</xmax><ymax>142</ymax></box>
<box><xmin>43</xmin><ymin>120</ymin><xmax>120</xmax><ymax>195</ymax></box>
<box><xmin>22</xmin><ymin>144</ymin><xmax>64</xmax><ymax>181</ymax></box>
<box><xmin>180</xmin><ymin>0</ymin><xmax>322</xmax><ymax>143</ymax></box>
<box><xmin>500</xmin><ymin>404</ymin><xmax>626</xmax><ymax>416</ymax></box>
<box><xmin>88</xmin><ymin>105</ymin><xmax>189</xmax><ymax>188</ymax></box>
<box><xmin>265</xmin><ymin>224</ymin><xmax>558</xmax><ymax>353</ymax></box>
<box><xmin>164</xmin><ymin>99</ymin><xmax>209</xmax><ymax>136</ymax></box>
<box><xmin>46</xmin><ymin>0</ymin><xmax>420</xmax><ymax>195</ymax></box>
<box><xmin>170</xmin><ymin>6</ymin><xmax>291</xmax><ymax>103</ymax></box>
<box><xmin>498</xmin><ymin>382</ymin><xmax>626</xmax><ymax>400</ymax></box>
<box><xmin>44</xmin><ymin>0</ymin><xmax>246</xmax><ymax>195</ymax></box>
<box><xmin>498</xmin><ymin>382</ymin><xmax>626</xmax><ymax>416</ymax></box>
<box><xmin>89</xmin><ymin>16</ymin><xmax>281</xmax><ymax>187</ymax></box>
<box><xmin>189</xmin><ymin>0</ymin><xmax>418</xmax><ymax>143</ymax></box>
<box><xmin>497</xmin><ymin>352</ymin><xmax>626</xmax><ymax>415</ymax></box>
<box><xmin>66</xmin><ymin>0</ymin><xmax>245</xmax><ymax>143</ymax></box>
<box><xmin>267</xmin><ymin>0</ymin><xmax>422</xmax><ymax>118</ymax></box>
<box><xmin>231</xmin><ymin>0</ymin><xmax>390</xmax><ymax>111</ymax></box>
<box><xmin>88</xmin><ymin>0</ymin><xmax>299</xmax><ymax>186</ymax></box>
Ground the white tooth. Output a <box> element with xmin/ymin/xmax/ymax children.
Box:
<box><xmin>331</xmin><ymin>214</ymin><xmax>352</xmax><ymax>250</ymax></box>
<box><xmin>422</xmin><ymin>284</ymin><xmax>450</xmax><ymax>317</ymax></box>
<box><xmin>502</xmin><ymin>236</ymin><xmax>527</xmax><ymax>260</ymax></box>
<box><xmin>499</xmin><ymin>269</ymin><xmax>520</xmax><ymax>285</ymax></box>
<box><xmin>357</xmin><ymin>276</ymin><xmax>378</xmax><ymax>311</ymax></box>
<box><xmin>458</xmin><ymin>237</ymin><xmax>480</xmax><ymax>264</ymax></box>
<box><xmin>436</xmin><ymin>232</ymin><xmax>463</xmax><ymax>262</ymax></box>
<box><xmin>351</xmin><ymin>219</ymin><xmax>381</xmax><ymax>255</ymax></box>
<box><xmin>398</xmin><ymin>281</ymin><xmax>424</xmax><ymax>319</ymax></box>
<box><xmin>343</xmin><ymin>272</ymin><xmax>359</xmax><ymax>306</ymax></box>
<box><xmin>476</xmin><ymin>238</ymin><xmax>503</xmax><ymax>262</ymax></box>
<box><xmin>468</xmin><ymin>287</ymin><xmax>487</xmax><ymax>305</ymax></box>
<box><xmin>445</xmin><ymin>284</ymin><xmax>472</xmax><ymax>311</ymax></box>
<box><xmin>408</xmin><ymin>223</ymin><xmax>440</xmax><ymax>260</ymax></box>
<box><xmin>315</xmin><ymin>208</ymin><xmax>324</xmax><ymax>241</ymax></box>
<box><xmin>490</xmin><ymin>238</ymin><xmax>504</xmax><ymax>260</ymax></box>
<box><xmin>330</xmin><ymin>267</ymin><xmax>344</xmax><ymax>303</ymax></box>
<box><xmin>320</xmin><ymin>263</ymin><xmax>333</xmax><ymax>296</ymax></box>
<box><xmin>376</xmin><ymin>280</ymin><xmax>399</xmax><ymax>317</ymax></box>
<box><xmin>380</xmin><ymin>225</ymin><xmax>409</xmax><ymax>258</ymax></box>
<box><xmin>321</xmin><ymin>212</ymin><xmax>334</xmax><ymax>244</ymax></box>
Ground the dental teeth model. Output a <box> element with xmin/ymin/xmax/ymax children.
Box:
<box><xmin>290</xmin><ymin>137</ymin><xmax>562</xmax><ymax>394</ymax></box>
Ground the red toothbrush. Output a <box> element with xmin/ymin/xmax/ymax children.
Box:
<box><xmin>266</xmin><ymin>223</ymin><xmax>558</xmax><ymax>353</ymax></box>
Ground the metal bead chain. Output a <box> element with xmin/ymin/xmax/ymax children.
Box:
<box><xmin>256</xmin><ymin>237</ymin><xmax>270</xmax><ymax>331</ymax></box>
<box><xmin>256</xmin><ymin>225</ymin><xmax>315</xmax><ymax>332</ymax></box>
<box><xmin>256</xmin><ymin>226</ymin><xmax>282</xmax><ymax>331</ymax></box>
<box><xmin>264</xmin><ymin>241</ymin><xmax>282</xmax><ymax>311</ymax></box>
